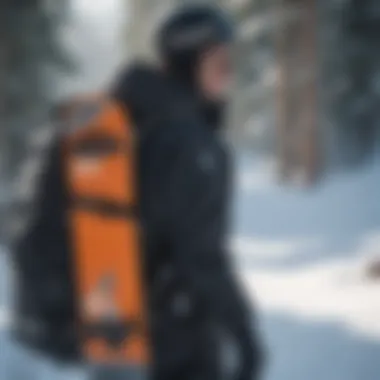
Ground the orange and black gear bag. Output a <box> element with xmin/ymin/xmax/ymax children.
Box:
<box><xmin>61</xmin><ymin>95</ymin><xmax>150</xmax><ymax>369</ymax></box>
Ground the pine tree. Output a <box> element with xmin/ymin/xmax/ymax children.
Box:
<box><xmin>322</xmin><ymin>0</ymin><xmax>380</xmax><ymax>169</ymax></box>
<box><xmin>0</xmin><ymin>0</ymin><xmax>71</xmax><ymax>239</ymax></box>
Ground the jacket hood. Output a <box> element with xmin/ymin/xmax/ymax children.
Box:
<box><xmin>112</xmin><ymin>62</ymin><xmax>224</xmax><ymax>134</ymax></box>
<box><xmin>113</xmin><ymin>63</ymin><xmax>186</xmax><ymax>131</ymax></box>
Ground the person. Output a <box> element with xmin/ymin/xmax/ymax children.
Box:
<box><xmin>13</xmin><ymin>4</ymin><xmax>264</xmax><ymax>380</ymax></box>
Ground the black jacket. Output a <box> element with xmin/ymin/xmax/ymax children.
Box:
<box><xmin>12</xmin><ymin>65</ymin><xmax>263</xmax><ymax>379</ymax></box>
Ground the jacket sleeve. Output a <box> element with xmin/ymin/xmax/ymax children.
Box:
<box><xmin>146</xmin><ymin>121</ymin><xmax>264</xmax><ymax>379</ymax></box>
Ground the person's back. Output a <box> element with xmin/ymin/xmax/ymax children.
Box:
<box><xmin>12</xmin><ymin>5</ymin><xmax>264</xmax><ymax>380</ymax></box>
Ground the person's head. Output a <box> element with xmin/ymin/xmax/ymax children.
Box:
<box><xmin>157</xmin><ymin>5</ymin><xmax>235</xmax><ymax>103</ymax></box>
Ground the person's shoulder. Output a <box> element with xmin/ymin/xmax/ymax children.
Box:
<box><xmin>112</xmin><ymin>61</ymin><xmax>164</xmax><ymax>103</ymax></box>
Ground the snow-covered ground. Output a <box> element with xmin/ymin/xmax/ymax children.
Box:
<box><xmin>1</xmin><ymin>154</ymin><xmax>380</xmax><ymax>380</ymax></box>
<box><xmin>235</xmin><ymin>155</ymin><xmax>380</xmax><ymax>335</ymax></box>
<box><xmin>234</xmin><ymin>154</ymin><xmax>380</xmax><ymax>380</ymax></box>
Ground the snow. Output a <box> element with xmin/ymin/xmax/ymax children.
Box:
<box><xmin>233</xmin><ymin>155</ymin><xmax>380</xmax><ymax>380</ymax></box>
<box><xmin>1</xmin><ymin>154</ymin><xmax>380</xmax><ymax>379</ymax></box>
<box><xmin>244</xmin><ymin>255</ymin><xmax>380</xmax><ymax>340</ymax></box>
<box><xmin>234</xmin><ymin>154</ymin><xmax>380</xmax><ymax>343</ymax></box>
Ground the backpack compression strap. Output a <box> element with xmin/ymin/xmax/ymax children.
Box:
<box><xmin>63</xmin><ymin>95</ymin><xmax>149</xmax><ymax>368</ymax></box>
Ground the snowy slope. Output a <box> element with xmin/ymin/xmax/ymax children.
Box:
<box><xmin>234</xmin><ymin>154</ymin><xmax>380</xmax><ymax>380</ymax></box>
<box><xmin>235</xmin><ymin>153</ymin><xmax>380</xmax><ymax>339</ymax></box>
<box><xmin>1</xmin><ymin>155</ymin><xmax>380</xmax><ymax>380</ymax></box>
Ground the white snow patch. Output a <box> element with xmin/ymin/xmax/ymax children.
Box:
<box><xmin>243</xmin><ymin>237</ymin><xmax>380</xmax><ymax>341</ymax></box>
<box><xmin>232</xmin><ymin>235</ymin><xmax>321</xmax><ymax>261</ymax></box>
<box><xmin>359</xmin><ymin>231</ymin><xmax>380</xmax><ymax>259</ymax></box>
<box><xmin>239</xmin><ymin>157</ymin><xmax>277</xmax><ymax>192</ymax></box>
<box><xmin>0</xmin><ymin>308</ymin><xmax>11</xmax><ymax>330</ymax></box>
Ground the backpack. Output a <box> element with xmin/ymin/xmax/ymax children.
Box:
<box><xmin>13</xmin><ymin>95</ymin><xmax>150</xmax><ymax>371</ymax></box>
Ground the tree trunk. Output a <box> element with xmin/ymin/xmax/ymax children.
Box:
<box><xmin>275</xmin><ymin>0</ymin><xmax>319</xmax><ymax>185</ymax></box>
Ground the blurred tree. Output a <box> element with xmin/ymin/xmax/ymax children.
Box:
<box><xmin>274</xmin><ymin>0</ymin><xmax>319</xmax><ymax>185</ymax></box>
<box><xmin>228</xmin><ymin>0</ymin><xmax>380</xmax><ymax>178</ymax></box>
<box><xmin>0</xmin><ymin>0</ymin><xmax>71</xmax><ymax>240</ymax></box>
<box><xmin>322</xmin><ymin>0</ymin><xmax>380</xmax><ymax>169</ymax></box>
<box><xmin>127</xmin><ymin>0</ymin><xmax>176</xmax><ymax>61</ymax></box>
<box><xmin>226</xmin><ymin>0</ymin><xmax>278</xmax><ymax>152</ymax></box>
<box><xmin>231</xmin><ymin>0</ymin><xmax>380</xmax><ymax>177</ymax></box>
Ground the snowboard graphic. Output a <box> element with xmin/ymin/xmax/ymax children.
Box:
<box><xmin>63</xmin><ymin>96</ymin><xmax>149</xmax><ymax>369</ymax></box>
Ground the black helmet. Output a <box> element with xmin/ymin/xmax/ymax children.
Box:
<box><xmin>157</xmin><ymin>4</ymin><xmax>235</xmax><ymax>77</ymax></box>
